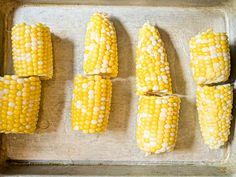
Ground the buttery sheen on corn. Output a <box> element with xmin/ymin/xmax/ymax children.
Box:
<box><xmin>190</xmin><ymin>29</ymin><xmax>230</xmax><ymax>84</ymax></box>
<box><xmin>196</xmin><ymin>84</ymin><xmax>233</xmax><ymax>149</ymax></box>
<box><xmin>72</xmin><ymin>75</ymin><xmax>112</xmax><ymax>133</ymax></box>
<box><xmin>136</xmin><ymin>23</ymin><xmax>172</xmax><ymax>95</ymax></box>
<box><xmin>136</xmin><ymin>95</ymin><xmax>181</xmax><ymax>154</ymax></box>
<box><xmin>83</xmin><ymin>12</ymin><xmax>118</xmax><ymax>78</ymax></box>
<box><xmin>12</xmin><ymin>23</ymin><xmax>53</xmax><ymax>80</ymax></box>
<box><xmin>0</xmin><ymin>75</ymin><xmax>41</xmax><ymax>134</ymax></box>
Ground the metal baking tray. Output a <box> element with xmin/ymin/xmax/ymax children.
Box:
<box><xmin>0</xmin><ymin>0</ymin><xmax>236</xmax><ymax>176</ymax></box>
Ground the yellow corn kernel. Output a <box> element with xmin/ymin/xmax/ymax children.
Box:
<box><xmin>0</xmin><ymin>75</ymin><xmax>41</xmax><ymax>134</ymax></box>
<box><xmin>136</xmin><ymin>95</ymin><xmax>181</xmax><ymax>154</ymax></box>
<box><xmin>136</xmin><ymin>23</ymin><xmax>172</xmax><ymax>96</ymax></box>
<box><xmin>190</xmin><ymin>29</ymin><xmax>230</xmax><ymax>84</ymax></box>
<box><xmin>72</xmin><ymin>75</ymin><xmax>112</xmax><ymax>133</ymax></box>
<box><xmin>196</xmin><ymin>84</ymin><xmax>233</xmax><ymax>149</ymax></box>
<box><xmin>83</xmin><ymin>12</ymin><xmax>118</xmax><ymax>78</ymax></box>
<box><xmin>12</xmin><ymin>23</ymin><xmax>53</xmax><ymax>80</ymax></box>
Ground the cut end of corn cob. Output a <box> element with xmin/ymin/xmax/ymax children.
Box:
<box><xmin>196</xmin><ymin>84</ymin><xmax>233</xmax><ymax>149</ymax></box>
<box><xmin>83</xmin><ymin>12</ymin><xmax>118</xmax><ymax>78</ymax></box>
<box><xmin>136</xmin><ymin>95</ymin><xmax>181</xmax><ymax>154</ymax></box>
<box><xmin>0</xmin><ymin>75</ymin><xmax>41</xmax><ymax>134</ymax></box>
<box><xmin>136</xmin><ymin>23</ymin><xmax>172</xmax><ymax>96</ymax></box>
<box><xmin>12</xmin><ymin>22</ymin><xmax>53</xmax><ymax>80</ymax></box>
<box><xmin>72</xmin><ymin>74</ymin><xmax>112</xmax><ymax>134</ymax></box>
<box><xmin>190</xmin><ymin>29</ymin><xmax>230</xmax><ymax>84</ymax></box>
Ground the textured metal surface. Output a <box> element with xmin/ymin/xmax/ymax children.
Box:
<box><xmin>0</xmin><ymin>0</ymin><xmax>236</xmax><ymax>176</ymax></box>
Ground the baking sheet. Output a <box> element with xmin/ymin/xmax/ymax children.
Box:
<box><xmin>3</xmin><ymin>4</ymin><xmax>230</xmax><ymax>163</ymax></box>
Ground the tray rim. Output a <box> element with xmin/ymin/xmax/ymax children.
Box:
<box><xmin>1</xmin><ymin>0</ymin><xmax>236</xmax><ymax>176</ymax></box>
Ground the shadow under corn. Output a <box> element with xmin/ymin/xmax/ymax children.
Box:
<box><xmin>112</xmin><ymin>17</ymin><xmax>135</xmax><ymax>78</ymax></box>
<box><xmin>228</xmin><ymin>43</ymin><xmax>236</xmax><ymax>145</ymax></box>
<box><xmin>0</xmin><ymin>10</ymin><xmax>4</xmax><ymax>76</ymax></box>
<box><xmin>228</xmin><ymin>88</ymin><xmax>235</xmax><ymax>146</ymax></box>
<box><xmin>158</xmin><ymin>28</ymin><xmax>196</xmax><ymax>150</ymax></box>
<box><xmin>108</xmin><ymin>17</ymin><xmax>133</xmax><ymax>132</ymax></box>
<box><xmin>37</xmin><ymin>34</ymin><xmax>74</xmax><ymax>133</ymax></box>
<box><xmin>4</xmin><ymin>35</ymin><xmax>75</xmax><ymax>160</ymax></box>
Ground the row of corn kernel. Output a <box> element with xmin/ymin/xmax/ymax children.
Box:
<box><xmin>0</xmin><ymin>23</ymin><xmax>53</xmax><ymax>134</ymax></box>
<box><xmin>83</xmin><ymin>12</ymin><xmax>118</xmax><ymax>78</ymax></box>
<box><xmin>190</xmin><ymin>29</ymin><xmax>230</xmax><ymax>84</ymax></box>
<box><xmin>0</xmin><ymin>76</ymin><xmax>41</xmax><ymax>133</ymax></box>
<box><xmin>196</xmin><ymin>84</ymin><xmax>233</xmax><ymax>149</ymax></box>
<box><xmin>136</xmin><ymin>95</ymin><xmax>181</xmax><ymax>154</ymax></box>
<box><xmin>190</xmin><ymin>29</ymin><xmax>233</xmax><ymax>149</ymax></box>
<box><xmin>71</xmin><ymin>75</ymin><xmax>112</xmax><ymax>133</ymax></box>
<box><xmin>135</xmin><ymin>23</ymin><xmax>181</xmax><ymax>155</ymax></box>
<box><xmin>71</xmin><ymin>12</ymin><xmax>118</xmax><ymax>134</ymax></box>
<box><xmin>12</xmin><ymin>23</ymin><xmax>53</xmax><ymax>80</ymax></box>
<box><xmin>136</xmin><ymin>23</ymin><xmax>172</xmax><ymax>95</ymax></box>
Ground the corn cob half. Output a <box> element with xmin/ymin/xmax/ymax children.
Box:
<box><xmin>0</xmin><ymin>75</ymin><xmax>41</xmax><ymax>134</ymax></box>
<box><xmin>72</xmin><ymin>75</ymin><xmax>112</xmax><ymax>133</ymax></box>
<box><xmin>12</xmin><ymin>23</ymin><xmax>53</xmax><ymax>80</ymax></box>
<box><xmin>196</xmin><ymin>84</ymin><xmax>233</xmax><ymax>149</ymax></box>
<box><xmin>83</xmin><ymin>12</ymin><xmax>118</xmax><ymax>78</ymax></box>
<box><xmin>190</xmin><ymin>29</ymin><xmax>230</xmax><ymax>84</ymax></box>
<box><xmin>136</xmin><ymin>23</ymin><xmax>172</xmax><ymax>96</ymax></box>
<box><xmin>136</xmin><ymin>95</ymin><xmax>181</xmax><ymax>154</ymax></box>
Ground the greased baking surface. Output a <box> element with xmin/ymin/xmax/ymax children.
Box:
<box><xmin>4</xmin><ymin>5</ymin><xmax>228</xmax><ymax>163</ymax></box>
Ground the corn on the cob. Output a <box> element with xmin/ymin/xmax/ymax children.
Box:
<box><xmin>12</xmin><ymin>23</ymin><xmax>53</xmax><ymax>80</ymax></box>
<box><xmin>0</xmin><ymin>75</ymin><xmax>41</xmax><ymax>134</ymax></box>
<box><xmin>136</xmin><ymin>95</ymin><xmax>181</xmax><ymax>154</ymax></box>
<box><xmin>190</xmin><ymin>29</ymin><xmax>230</xmax><ymax>84</ymax></box>
<box><xmin>72</xmin><ymin>75</ymin><xmax>112</xmax><ymax>133</ymax></box>
<box><xmin>196</xmin><ymin>84</ymin><xmax>233</xmax><ymax>149</ymax></box>
<box><xmin>83</xmin><ymin>12</ymin><xmax>118</xmax><ymax>78</ymax></box>
<box><xmin>136</xmin><ymin>23</ymin><xmax>172</xmax><ymax>96</ymax></box>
